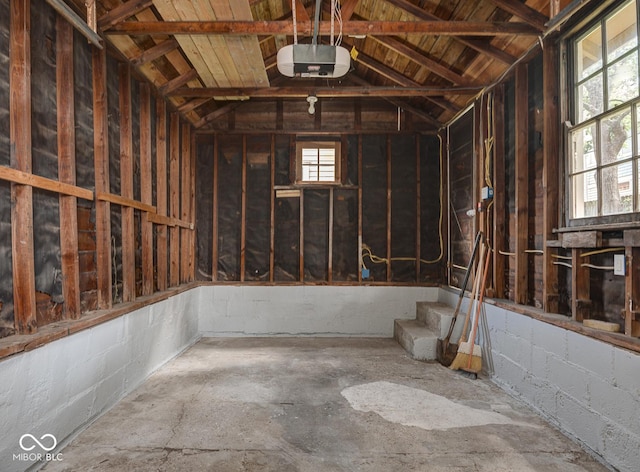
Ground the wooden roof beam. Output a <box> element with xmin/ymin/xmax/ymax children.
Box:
<box><xmin>487</xmin><ymin>0</ymin><xmax>548</xmax><ymax>32</ymax></box>
<box><xmin>98</xmin><ymin>0</ymin><xmax>154</xmax><ymax>30</ymax></box>
<box><xmin>130</xmin><ymin>38</ymin><xmax>179</xmax><ymax>67</ymax></box>
<box><xmin>350</xmin><ymin>49</ymin><xmax>460</xmax><ymax>114</ymax></box>
<box><xmin>167</xmin><ymin>85</ymin><xmax>483</xmax><ymax>98</ymax></box>
<box><xmin>382</xmin><ymin>0</ymin><xmax>517</xmax><ymax>64</ymax></box>
<box><xmin>105</xmin><ymin>20</ymin><xmax>539</xmax><ymax>36</ymax></box>
<box><xmin>371</xmin><ymin>36</ymin><xmax>476</xmax><ymax>87</ymax></box>
<box><xmin>158</xmin><ymin>69</ymin><xmax>198</xmax><ymax>96</ymax></box>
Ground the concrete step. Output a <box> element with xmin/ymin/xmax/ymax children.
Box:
<box><xmin>393</xmin><ymin>319</ymin><xmax>439</xmax><ymax>361</ymax></box>
<box><xmin>416</xmin><ymin>302</ymin><xmax>457</xmax><ymax>338</ymax></box>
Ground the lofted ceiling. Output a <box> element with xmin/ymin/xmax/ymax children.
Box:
<box><xmin>80</xmin><ymin>0</ymin><xmax>573</xmax><ymax>130</ymax></box>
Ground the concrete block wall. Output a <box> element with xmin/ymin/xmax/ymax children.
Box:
<box><xmin>198</xmin><ymin>285</ymin><xmax>439</xmax><ymax>337</ymax></box>
<box><xmin>0</xmin><ymin>290</ymin><xmax>200</xmax><ymax>472</ymax></box>
<box><xmin>439</xmin><ymin>289</ymin><xmax>640</xmax><ymax>472</ymax></box>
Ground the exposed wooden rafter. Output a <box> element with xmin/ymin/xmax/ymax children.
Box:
<box><xmin>105</xmin><ymin>20</ymin><xmax>540</xmax><ymax>36</ymax></box>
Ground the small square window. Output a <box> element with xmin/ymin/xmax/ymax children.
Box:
<box><xmin>295</xmin><ymin>141</ymin><xmax>341</xmax><ymax>184</ymax></box>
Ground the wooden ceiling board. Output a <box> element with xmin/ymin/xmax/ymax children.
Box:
<box><xmin>154</xmin><ymin>0</ymin><xmax>268</xmax><ymax>88</ymax></box>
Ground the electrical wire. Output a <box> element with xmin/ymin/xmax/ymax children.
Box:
<box><xmin>360</xmin><ymin>245</ymin><xmax>440</xmax><ymax>266</ymax></box>
<box><xmin>580</xmin><ymin>247</ymin><xmax>624</xmax><ymax>257</ymax></box>
<box><xmin>553</xmin><ymin>261</ymin><xmax>573</xmax><ymax>268</ymax></box>
<box><xmin>420</xmin><ymin>133</ymin><xmax>445</xmax><ymax>264</ymax></box>
<box><xmin>581</xmin><ymin>263</ymin><xmax>615</xmax><ymax>270</ymax></box>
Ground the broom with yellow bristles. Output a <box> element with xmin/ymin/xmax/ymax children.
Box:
<box><xmin>450</xmin><ymin>243</ymin><xmax>491</xmax><ymax>374</ymax></box>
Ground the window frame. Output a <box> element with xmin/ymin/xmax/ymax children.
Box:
<box><xmin>565</xmin><ymin>0</ymin><xmax>640</xmax><ymax>226</ymax></box>
<box><xmin>294</xmin><ymin>139</ymin><xmax>342</xmax><ymax>185</ymax></box>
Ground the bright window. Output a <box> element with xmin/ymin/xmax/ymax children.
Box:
<box><xmin>569</xmin><ymin>0</ymin><xmax>640</xmax><ymax>218</ymax></box>
<box><xmin>296</xmin><ymin>141</ymin><xmax>341</xmax><ymax>183</ymax></box>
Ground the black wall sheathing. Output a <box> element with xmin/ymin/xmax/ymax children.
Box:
<box><xmin>245</xmin><ymin>136</ymin><xmax>271</xmax><ymax>281</ymax></box>
<box><xmin>107</xmin><ymin>56</ymin><xmax>122</xmax><ymax>303</ymax></box>
<box><xmin>217</xmin><ymin>135</ymin><xmax>242</xmax><ymax>280</ymax></box>
<box><xmin>74</xmin><ymin>30</ymin><xmax>95</xmax><ymax>191</ymax></box>
<box><xmin>0</xmin><ymin>1</ymin><xmax>13</xmax><ymax>335</ymax></box>
<box><xmin>31</xmin><ymin>4</ymin><xmax>58</xmax><ymax>180</ymax></box>
<box><xmin>332</xmin><ymin>188</ymin><xmax>358</xmax><ymax>281</ymax></box>
<box><xmin>504</xmin><ymin>78</ymin><xmax>516</xmax><ymax>300</ymax></box>
<box><xmin>362</xmin><ymin>135</ymin><xmax>388</xmax><ymax>282</ymax></box>
<box><xmin>346</xmin><ymin>135</ymin><xmax>358</xmax><ymax>185</ymax></box>
<box><xmin>196</xmin><ymin>137</ymin><xmax>213</xmax><ymax>280</ymax></box>
<box><xmin>420</xmin><ymin>134</ymin><xmax>443</xmax><ymax>283</ymax></box>
<box><xmin>448</xmin><ymin>110</ymin><xmax>474</xmax><ymax>288</ymax></box>
<box><xmin>529</xmin><ymin>56</ymin><xmax>544</xmax><ymax>308</ymax></box>
<box><xmin>274</xmin><ymin>196</ymin><xmax>300</xmax><ymax>281</ymax></box>
<box><xmin>391</xmin><ymin>135</ymin><xmax>417</xmax><ymax>282</ymax></box>
<box><xmin>31</xmin><ymin>6</ymin><xmax>63</xmax><ymax>318</ymax></box>
<box><xmin>108</xmin><ymin>56</ymin><xmax>121</xmax><ymax>196</ymax></box>
<box><xmin>197</xmin><ymin>132</ymin><xmax>442</xmax><ymax>286</ymax></box>
<box><xmin>131</xmin><ymin>80</ymin><xmax>142</xmax><ymax>294</ymax></box>
<box><xmin>110</xmin><ymin>205</ymin><xmax>123</xmax><ymax>304</ymax></box>
<box><xmin>304</xmin><ymin>189</ymin><xmax>329</xmax><ymax>281</ymax></box>
<box><xmin>275</xmin><ymin>135</ymin><xmax>291</xmax><ymax>186</ymax></box>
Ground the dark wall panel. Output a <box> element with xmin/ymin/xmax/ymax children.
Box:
<box><xmin>391</xmin><ymin>135</ymin><xmax>417</xmax><ymax>282</ymax></box>
<box><xmin>333</xmin><ymin>189</ymin><xmax>358</xmax><ymax>281</ymax></box>
<box><xmin>0</xmin><ymin>1</ymin><xmax>13</xmax><ymax>335</ymax></box>
<box><xmin>217</xmin><ymin>135</ymin><xmax>242</xmax><ymax>280</ymax></box>
<box><xmin>304</xmin><ymin>189</ymin><xmax>329</xmax><ymax>281</ymax></box>
<box><xmin>420</xmin><ymin>134</ymin><xmax>443</xmax><ymax>283</ymax></box>
<box><xmin>274</xmin><ymin>196</ymin><xmax>300</xmax><ymax>281</ymax></box>
<box><xmin>448</xmin><ymin>109</ymin><xmax>474</xmax><ymax>289</ymax></box>
<box><xmin>362</xmin><ymin>135</ymin><xmax>388</xmax><ymax>282</ymax></box>
<box><xmin>196</xmin><ymin>136</ymin><xmax>214</xmax><ymax>280</ymax></box>
<box><xmin>245</xmin><ymin>135</ymin><xmax>271</xmax><ymax>281</ymax></box>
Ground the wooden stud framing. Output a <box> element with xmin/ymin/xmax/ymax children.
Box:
<box><xmin>625</xmin><ymin>245</ymin><xmax>640</xmax><ymax>336</ymax></box>
<box><xmin>514</xmin><ymin>64</ymin><xmax>529</xmax><ymax>305</ymax></box>
<box><xmin>240</xmin><ymin>135</ymin><xmax>247</xmax><ymax>281</ymax></box>
<box><xmin>10</xmin><ymin>0</ymin><xmax>37</xmax><ymax>333</ymax></box>
<box><xmin>189</xmin><ymin>131</ymin><xmax>197</xmax><ymax>281</ymax></box>
<box><xmin>328</xmin><ymin>187</ymin><xmax>334</xmax><ymax>283</ymax></box>
<box><xmin>415</xmin><ymin>134</ymin><xmax>421</xmax><ymax>282</ymax></box>
<box><xmin>140</xmin><ymin>83</ymin><xmax>153</xmax><ymax>296</ymax></box>
<box><xmin>169</xmin><ymin>113</ymin><xmax>180</xmax><ymax>287</ymax></box>
<box><xmin>358</xmin><ymin>135</ymin><xmax>363</xmax><ymax>282</ymax></box>
<box><xmin>92</xmin><ymin>44</ymin><xmax>113</xmax><ymax>309</ymax></box>
<box><xmin>543</xmin><ymin>38</ymin><xmax>560</xmax><ymax>313</ymax></box>
<box><xmin>119</xmin><ymin>64</ymin><xmax>135</xmax><ymax>303</ymax></box>
<box><xmin>571</xmin><ymin>249</ymin><xmax>591</xmax><ymax>322</ymax></box>
<box><xmin>212</xmin><ymin>134</ymin><xmax>219</xmax><ymax>281</ymax></box>
<box><xmin>180</xmin><ymin>123</ymin><xmax>191</xmax><ymax>283</ymax></box>
<box><xmin>57</xmin><ymin>16</ymin><xmax>81</xmax><ymax>320</ymax></box>
<box><xmin>492</xmin><ymin>84</ymin><xmax>506</xmax><ymax>299</ymax></box>
<box><xmin>269</xmin><ymin>135</ymin><xmax>275</xmax><ymax>282</ymax></box>
<box><xmin>300</xmin><ymin>189</ymin><xmax>305</xmax><ymax>282</ymax></box>
<box><xmin>155</xmin><ymin>97</ymin><xmax>168</xmax><ymax>291</ymax></box>
<box><xmin>386</xmin><ymin>135</ymin><xmax>392</xmax><ymax>282</ymax></box>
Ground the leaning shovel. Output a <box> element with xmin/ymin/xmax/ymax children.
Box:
<box><xmin>436</xmin><ymin>231</ymin><xmax>482</xmax><ymax>367</ymax></box>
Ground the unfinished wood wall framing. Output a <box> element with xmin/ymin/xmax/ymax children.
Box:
<box><xmin>0</xmin><ymin>1</ymin><xmax>196</xmax><ymax>342</ymax></box>
<box><xmin>448</xmin><ymin>38</ymin><xmax>640</xmax><ymax>344</ymax></box>
<box><xmin>196</xmin><ymin>132</ymin><xmax>442</xmax><ymax>285</ymax></box>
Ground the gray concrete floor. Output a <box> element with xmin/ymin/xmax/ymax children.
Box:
<box><xmin>43</xmin><ymin>338</ymin><xmax>609</xmax><ymax>471</ymax></box>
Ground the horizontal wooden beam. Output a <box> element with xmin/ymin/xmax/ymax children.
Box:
<box><xmin>148</xmin><ymin>211</ymin><xmax>194</xmax><ymax>229</ymax></box>
<box><xmin>98</xmin><ymin>0</ymin><xmax>153</xmax><ymax>30</ymax></box>
<box><xmin>44</xmin><ymin>0</ymin><xmax>103</xmax><ymax>48</ymax></box>
<box><xmin>168</xmin><ymin>85</ymin><xmax>483</xmax><ymax>98</ymax></box>
<box><xmin>96</xmin><ymin>192</ymin><xmax>156</xmax><ymax>213</ymax></box>
<box><xmin>106</xmin><ymin>20</ymin><xmax>540</xmax><ymax>36</ymax></box>
<box><xmin>0</xmin><ymin>165</ymin><xmax>94</xmax><ymax>200</ymax></box>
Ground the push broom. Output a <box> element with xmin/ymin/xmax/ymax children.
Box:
<box><xmin>437</xmin><ymin>231</ymin><xmax>482</xmax><ymax>367</ymax></box>
<box><xmin>450</xmin><ymin>243</ymin><xmax>490</xmax><ymax>374</ymax></box>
